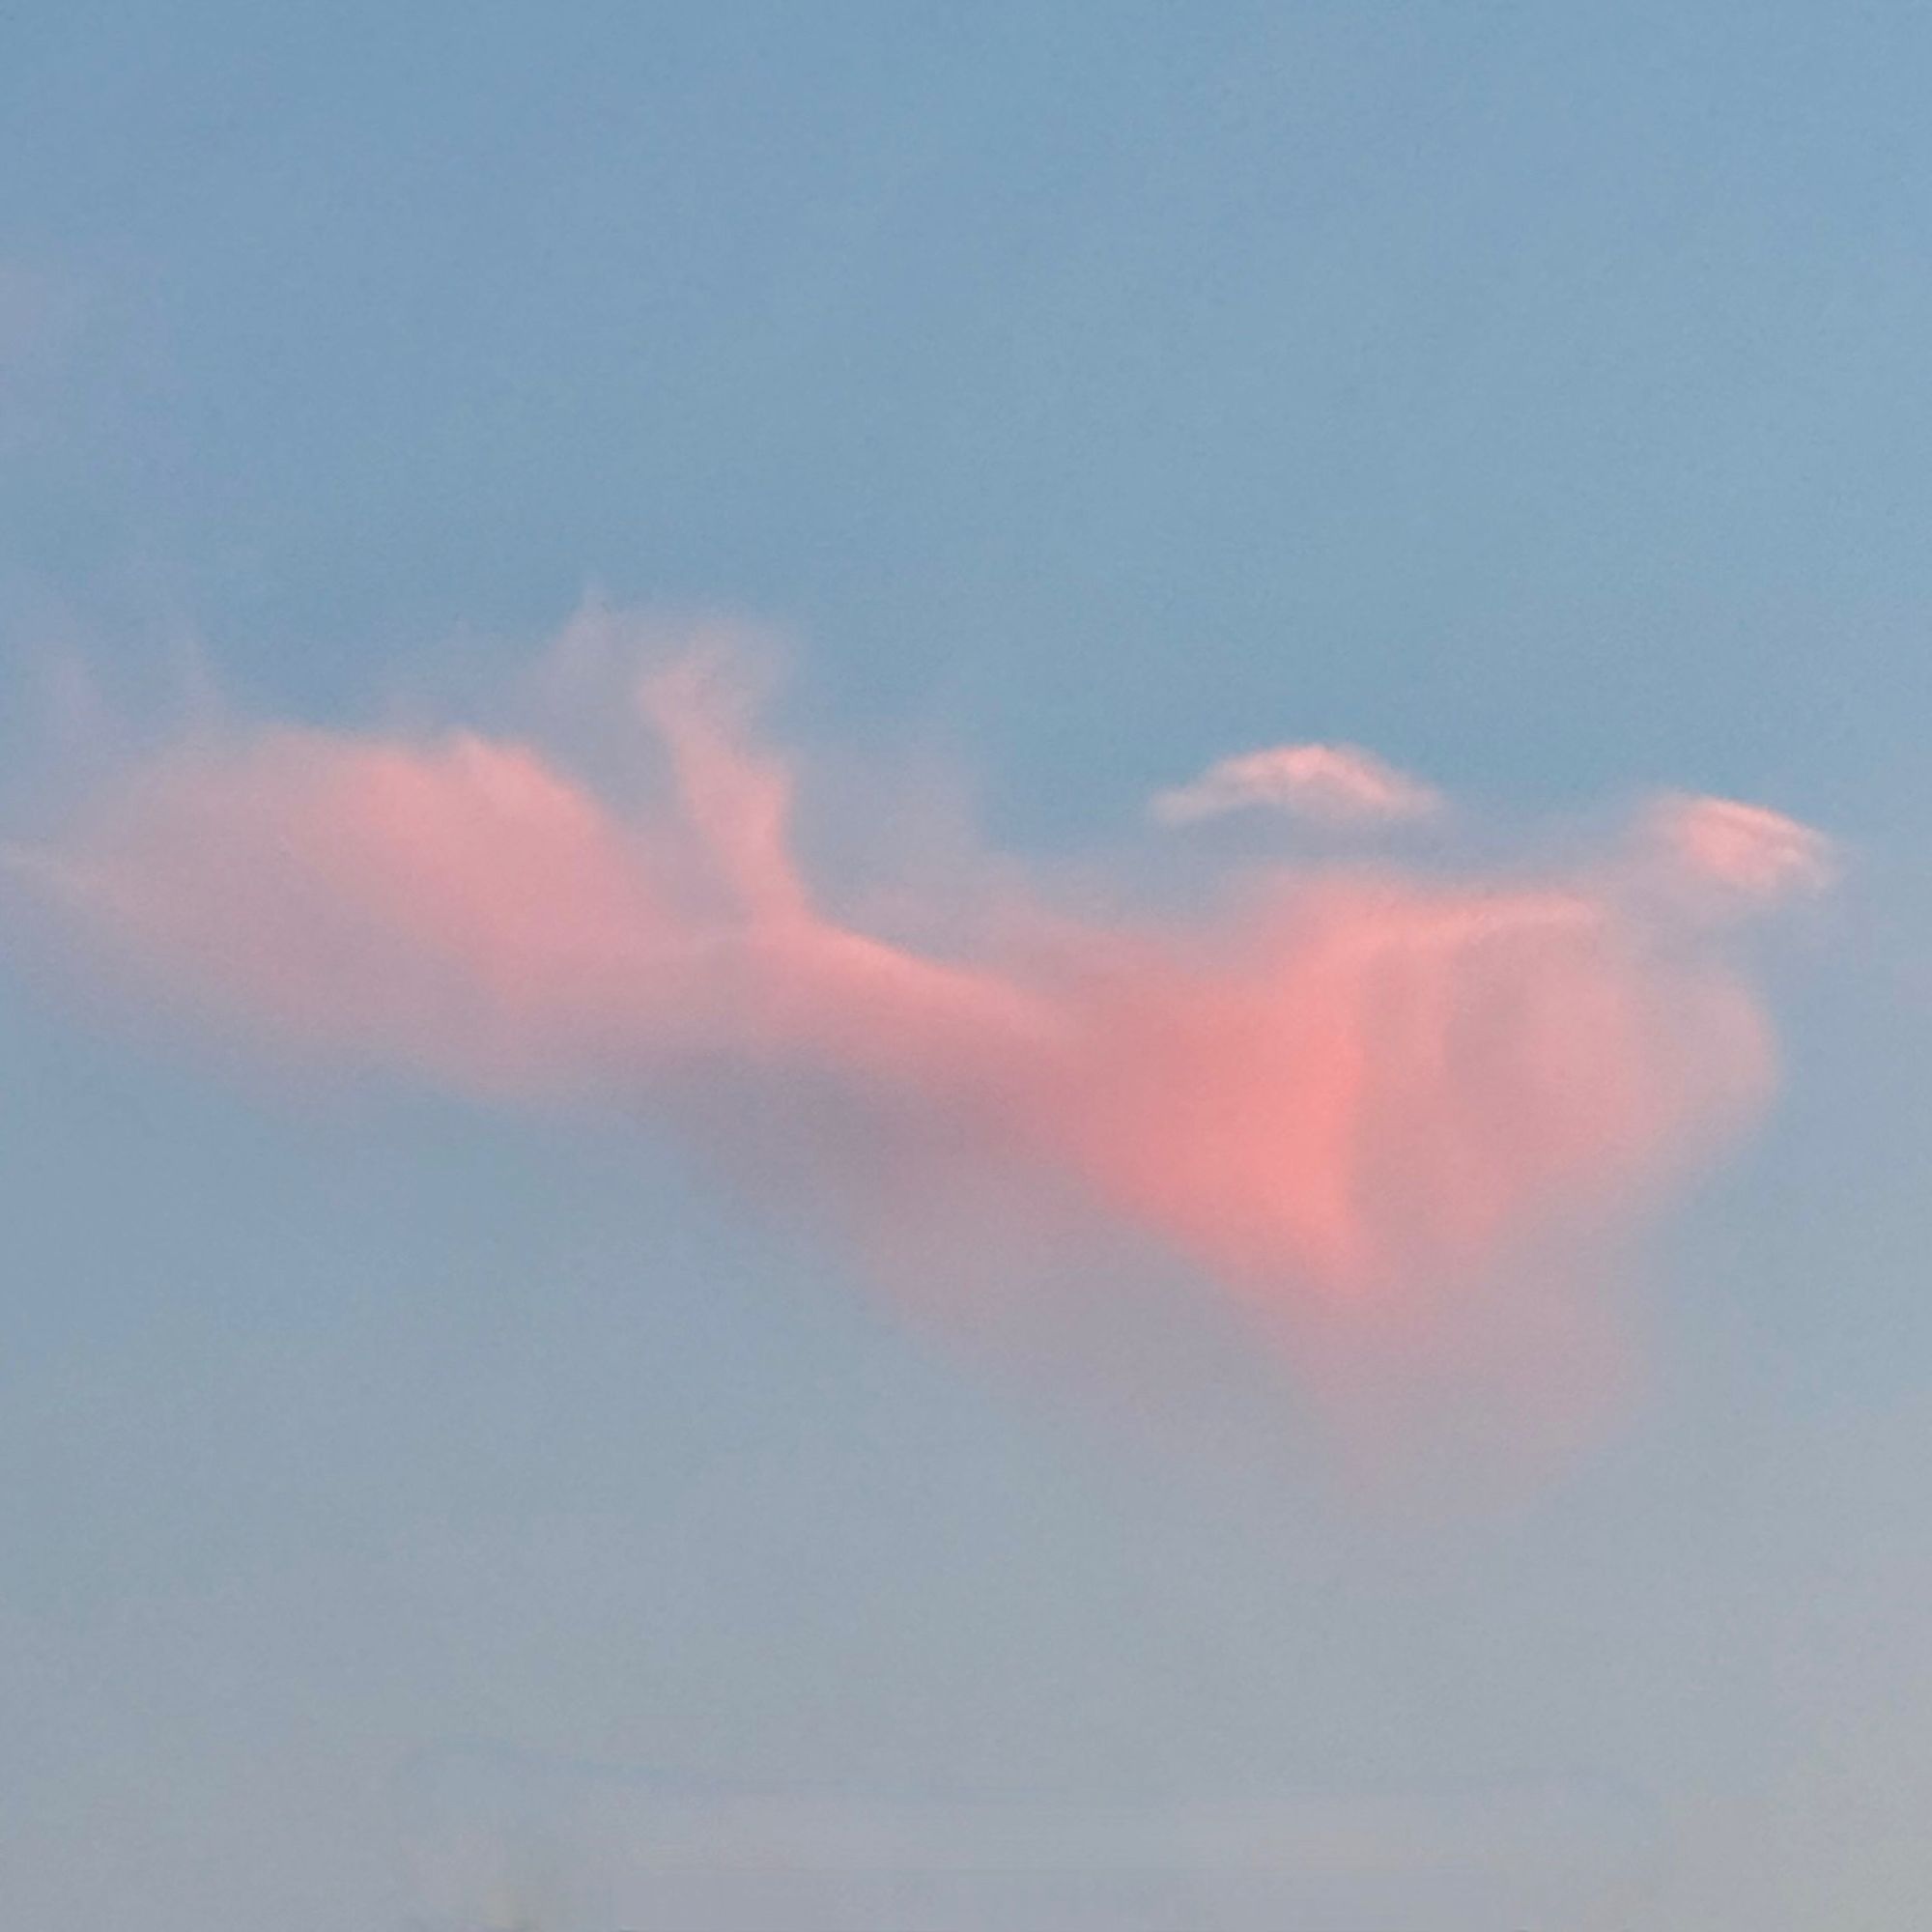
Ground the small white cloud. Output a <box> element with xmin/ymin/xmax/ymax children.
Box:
<box><xmin>1151</xmin><ymin>743</ymin><xmax>1444</xmax><ymax>829</ymax></box>
<box><xmin>1642</xmin><ymin>793</ymin><xmax>1836</xmax><ymax>907</ymax></box>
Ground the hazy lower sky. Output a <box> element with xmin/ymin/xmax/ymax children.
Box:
<box><xmin>4</xmin><ymin>6</ymin><xmax>1930</xmax><ymax>1928</ymax></box>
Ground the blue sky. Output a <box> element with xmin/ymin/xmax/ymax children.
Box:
<box><xmin>3</xmin><ymin>5</ymin><xmax>1930</xmax><ymax>1927</ymax></box>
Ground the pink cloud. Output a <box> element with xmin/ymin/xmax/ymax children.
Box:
<box><xmin>5</xmin><ymin>617</ymin><xmax>1831</xmax><ymax>1465</ymax></box>
<box><xmin>15</xmin><ymin>727</ymin><xmax>691</xmax><ymax>1093</ymax></box>
<box><xmin>1150</xmin><ymin>743</ymin><xmax>1445</xmax><ymax>828</ymax></box>
<box><xmin>1642</xmin><ymin>792</ymin><xmax>1837</xmax><ymax>908</ymax></box>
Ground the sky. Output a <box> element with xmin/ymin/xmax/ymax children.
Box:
<box><xmin>3</xmin><ymin>4</ymin><xmax>1930</xmax><ymax>1927</ymax></box>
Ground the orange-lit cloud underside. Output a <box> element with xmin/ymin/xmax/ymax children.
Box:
<box><xmin>8</xmin><ymin>624</ymin><xmax>1829</xmax><ymax>1434</ymax></box>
